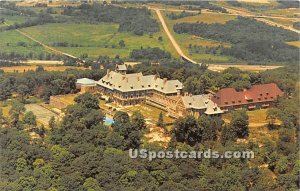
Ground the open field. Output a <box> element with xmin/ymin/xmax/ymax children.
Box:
<box><xmin>25</xmin><ymin>104</ymin><xmax>59</xmax><ymax>126</ymax></box>
<box><xmin>0</xmin><ymin>30</ymin><xmax>48</xmax><ymax>56</ymax></box>
<box><xmin>20</xmin><ymin>22</ymin><xmax>176</xmax><ymax>58</ymax></box>
<box><xmin>0</xmin><ymin>65</ymin><xmax>86</xmax><ymax>73</ymax></box>
<box><xmin>208</xmin><ymin>64</ymin><xmax>283</xmax><ymax>72</ymax></box>
<box><xmin>23</xmin><ymin>60</ymin><xmax>64</xmax><ymax>65</ymax></box>
<box><xmin>160</xmin><ymin>11</ymin><xmax>234</xmax><ymax>63</ymax></box>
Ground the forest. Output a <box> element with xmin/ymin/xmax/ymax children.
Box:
<box><xmin>129</xmin><ymin>48</ymin><xmax>172</xmax><ymax>61</ymax></box>
<box><xmin>62</xmin><ymin>3</ymin><xmax>160</xmax><ymax>35</ymax></box>
<box><xmin>173</xmin><ymin>17</ymin><xmax>299</xmax><ymax>63</ymax></box>
<box><xmin>0</xmin><ymin>84</ymin><xmax>298</xmax><ymax>190</ymax></box>
<box><xmin>167</xmin><ymin>11</ymin><xmax>200</xmax><ymax>20</ymax></box>
<box><xmin>0</xmin><ymin>57</ymin><xmax>299</xmax><ymax>190</ymax></box>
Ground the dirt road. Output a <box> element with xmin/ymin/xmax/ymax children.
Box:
<box><xmin>153</xmin><ymin>8</ymin><xmax>197</xmax><ymax>64</ymax></box>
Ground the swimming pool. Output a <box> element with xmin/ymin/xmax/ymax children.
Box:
<box><xmin>104</xmin><ymin>116</ymin><xmax>114</xmax><ymax>126</ymax></box>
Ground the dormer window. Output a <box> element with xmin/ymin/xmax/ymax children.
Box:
<box><xmin>260</xmin><ymin>93</ymin><xmax>263</xmax><ymax>96</ymax></box>
<box><xmin>266</xmin><ymin>93</ymin><xmax>269</xmax><ymax>95</ymax></box>
<box><xmin>148</xmin><ymin>85</ymin><xmax>151</xmax><ymax>87</ymax></box>
<box><xmin>175</xmin><ymin>85</ymin><xmax>178</xmax><ymax>87</ymax></box>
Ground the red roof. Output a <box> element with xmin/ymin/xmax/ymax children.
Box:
<box><xmin>211</xmin><ymin>83</ymin><xmax>284</xmax><ymax>107</ymax></box>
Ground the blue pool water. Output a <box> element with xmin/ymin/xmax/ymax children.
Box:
<box><xmin>104</xmin><ymin>116</ymin><xmax>114</xmax><ymax>126</ymax></box>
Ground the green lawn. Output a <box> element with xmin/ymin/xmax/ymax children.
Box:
<box><xmin>20</xmin><ymin>22</ymin><xmax>176</xmax><ymax>58</ymax></box>
<box><xmin>0</xmin><ymin>30</ymin><xmax>48</xmax><ymax>56</ymax></box>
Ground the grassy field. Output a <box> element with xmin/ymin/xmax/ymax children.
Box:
<box><xmin>0</xmin><ymin>30</ymin><xmax>48</xmax><ymax>56</ymax></box>
<box><xmin>25</xmin><ymin>104</ymin><xmax>59</xmax><ymax>126</ymax></box>
<box><xmin>222</xmin><ymin>109</ymin><xmax>281</xmax><ymax>128</ymax></box>
<box><xmin>161</xmin><ymin>11</ymin><xmax>233</xmax><ymax>63</ymax></box>
<box><xmin>20</xmin><ymin>22</ymin><xmax>176</xmax><ymax>58</ymax></box>
<box><xmin>0</xmin><ymin>66</ymin><xmax>86</xmax><ymax>73</ymax></box>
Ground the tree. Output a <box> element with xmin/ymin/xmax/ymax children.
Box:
<box><xmin>9</xmin><ymin>101</ymin><xmax>25</xmax><ymax>127</ymax></box>
<box><xmin>83</xmin><ymin>177</ymin><xmax>102</xmax><ymax>191</ymax></box>
<box><xmin>23</xmin><ymin>111</ymin><xmax>37</xmax><ymax>126</ymax></box>
<box><xmin>220</xmin><ymin>124</ymin><xmax>237</xmax><ymax>146</ymax></box>
<box><xmin>131</xmin><ymin>111</ymin><xmax>145</xmax><ymax>130</ymax></box>
<box><xmin>17</xmin><ymin>84</ymin><xmax>30</xmax><ymax>102</ymax></box>
<box><xmin>198</xmin><ymin>115</ymin><xmax>217</xmax><ymax>141</ymax></box>
<box><xmin>173</xmin><ymin>115</ymin><xmax>202</xmax><ymax>146</ymax></box>
<box><xmin>74</xmin><ymin>93</ymin><xmax>100</xmax><ymax>109</ymax></box>
<box><xmin>158</xmin><ymin>36</ymin><xmax>163</xmax><ymax>41</ymax></box>
<box><xmin>119</xmin><ymin>40</ymin><xmax>125</xmax><ymax>48</ymax></box>
<box><xmin>48</xmin><ymin>116</ymin><xmax>56</xmax><ymax>130</ymax></box>
<box><xmin>0</xmin><ymin>108</ymin><xmax>4</xmax><ymax>126</ymax></box>
<box><xmin>230</xmin><ymin>109</ymin><xmax>249</xmax><ymax>138</ymax></box>
<box><xmin>156</xmin><ymin>111</ymin><xmax>164</xmax><ymax>128</ymax></box>
<box><xmin>36</xmin><ymin>65</ymin><xmax>45</xmax><ymax>72</ymax></box>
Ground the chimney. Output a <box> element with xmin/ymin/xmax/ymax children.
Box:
<box><xmin>154</xmin><ymin>75</ymin><xmax>158</xmax><ymax>80</ymax></box>
<box><xmin>107</xmin><ymin>69</ymin><xmax>110</xmax><ymax>75</ymax></box>
<box><xmin>163</xmin><ymin>78</ymin><xmax>167</xmax><ymax>85</ymax></box>
<box><xmin>137</xmin><ymin>76</ymin><xmax>140</xmax><ymax>81</ymax></box>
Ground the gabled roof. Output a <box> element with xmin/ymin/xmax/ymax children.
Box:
<box><xmin>116</xmin><ymin>64</ymin><xmax>127</xmax><ymax>71</ymax></box>
<box><xmin>182</xmin><ymin>94</ymin><xmax>223</xmax><ymax>115</ymax></box>
<box><xmin>76</xmin><ymin>78</ymin><xmax>96</xmax><ymax>86</ymax></box>
<box><xmin>211</xmin><ymin>83</ymin><xmax>284</xmax><ymax>107</ymax></box>
<box><xmin>97</xmin><ymin>71</ymin><xmax>183</xmax><ymax>94</ymax></box>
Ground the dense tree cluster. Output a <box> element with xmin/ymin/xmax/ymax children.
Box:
<box><xmin>167</xmin><ymin>11</ymin><xmax>200</xmax><ymax>20</ymax></box>
<box><xmin>0</xmin><ymin>90</ymin><xmax>298</xmax><ymax>190</ymax></box>
<box><xmin>174</xmin><ymin>17</ymin><xmax>299</xmax><ymax>63</ymax></box>
<box><xmin>276</xmin><ymin>0</ymin><xmax>300</xmax><ymax>9</ymax></box>
<box><xmin>0</xmin><ymin>69</ymin><xmax>104</xmax><ymax>102</ymax></box>
<box><xmin>63</xmin><ymin>3</ymin><xmax>160</xmax><ymax>35</ymax></box>
<box><xmin>0</xmin><ymin>51</ymin><xmax>62</xmax><ymax>61</ymax></box>
<box><xmin>130</xmin><ymin>47</ymin><xmax>171</xmax><ymax>60</ymax></box>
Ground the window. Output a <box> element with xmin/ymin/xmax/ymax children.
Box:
<box><xmin>258</xmin><ymin>98</ymin><xmax>261</xmax><ymax>101</ymax></box>
<box><xmin>148</xmin><ymin>85</ymin><xmax>151</xmax><ymax>87</ymax></box>
<box><xmin>266</xmin><ymin>93</ymin><xmax>269</xmax><ymax>95</ymax></box>
<box><xmin>224</xmin><ymin>102</ymin><xmax>228</xmax><ymax>104</ymax></box>
<box><xmin>238</xmin><ymin>100</ymin><xmax>241</xmax><ymax>103</ymax></box>
<box><xmin>232</xmin><ymin>101</ymin><xmax>235</xmax><ymax>104</ymax></box>
<box><xmin>260</xmin><ymin>93</ymin><xmax>263</xmax><ymax>96</ymax></box>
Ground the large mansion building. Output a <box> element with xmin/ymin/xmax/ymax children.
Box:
<box><xmin>76</xmin><ymin>64</ymin><xmax>283</xmax><ymax>118</ymax></box>
<box><xmin>76</xmin><ymin>64</ymin><xmax>223</xmax><ymax>118</ymax></box>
